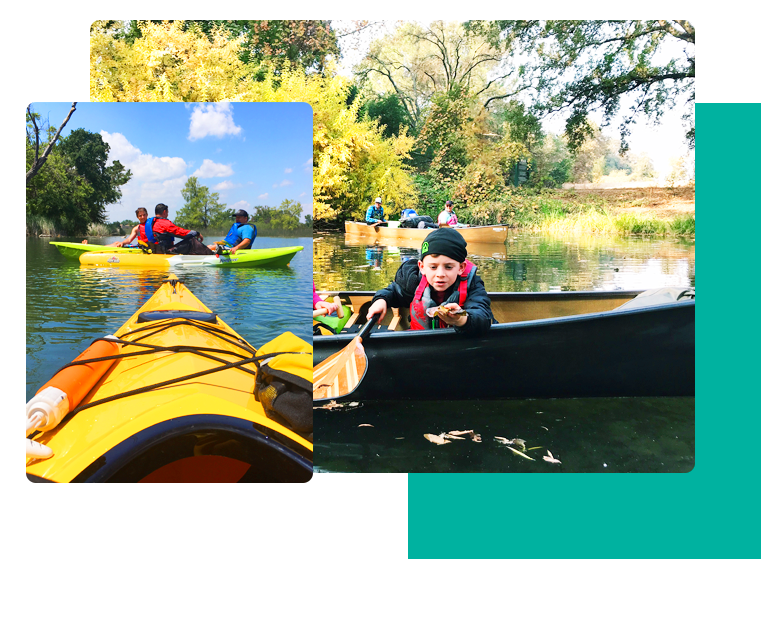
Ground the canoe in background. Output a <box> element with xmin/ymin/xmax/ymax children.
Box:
<box><xmin>345</xmin><ymin>221</ymin><xmax>509</xmax><ymax>244</ymax></box>
<box><xmin>313</xmin><ymin>289</ymin><xmax>695</xmax><ymax>401</ymax></box>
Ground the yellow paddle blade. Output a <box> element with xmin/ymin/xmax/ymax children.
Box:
<box><xmin>313</xmin><ymin>336</ymin><xmax>367</xmax><ymax>400</ymax></box>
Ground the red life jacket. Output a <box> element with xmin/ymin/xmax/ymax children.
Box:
<box><xmin>410</xmin><ymin>260</ymin><xmax>476</xmax><ymax>330</ymax></box>
<box><xmin>137</xmin><ymin>222</ymin><xmax>148</xmax><ymax>243</ymax></box>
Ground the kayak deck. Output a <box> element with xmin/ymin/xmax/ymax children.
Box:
<box><xmin>27</xmin><ymin>275</ymin><xmax>313</xmax><ymax>482</ymax></box>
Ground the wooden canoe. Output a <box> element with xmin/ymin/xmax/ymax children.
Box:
<box><xmin>345</xmin><ymin>221</ymin><xmax>509</xmax><ymax>244</ymax></box>
<box><xmin>313</xmin><ymin>289</ymin><xmax>695</xmax><ymax>401</ymax></box>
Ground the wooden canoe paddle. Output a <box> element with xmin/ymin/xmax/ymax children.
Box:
<box><xmin>313</xmin><ymin>316</ymin><xmax>376</xmax><ymax>400</ymax></box>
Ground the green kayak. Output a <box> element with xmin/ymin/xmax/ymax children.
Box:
<box><xmin>50</xmin><ymin>242</ymin><xmax>303</xmax><ymax>269</ymax></box>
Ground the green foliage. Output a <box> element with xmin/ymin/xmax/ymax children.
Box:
<box><xmin>468</xmin><ymin>20</ymin><xmax>695</xmax><ymax>152</ymax></box>
<box><xmin>365</xmin><ymin>94</ymin><xmax>414</xmax><ymax>138</ymax></box>
<box><xmin>26</xmin><ymin>114</ymin><xmax>132</xmax><ymax>236</ymax></box>
<box><xmin>253</xmin><ymin>199</ymin><xmax>305</xmax><ymax>231</ymax></box>
<box><xmin>175</xmin><ymin>177</ymin><xmax>231</xmax><ymax>230</ymax></box>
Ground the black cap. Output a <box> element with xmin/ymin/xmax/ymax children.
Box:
<box><xmin>420</xmin><ymin>228</ymin><xmax>467</xmax><ymax>263</ymax></box>
<box><xmin>445</xmin><ymin>200</ymin><xmax>453</xmax><ymax>206</ymax></box>
<box><xmin>232</xmin><ymin>209</ymin><xmax>249</xmax><ymax>218</ymax></box>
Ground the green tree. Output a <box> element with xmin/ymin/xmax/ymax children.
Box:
<box><xmin>26</xmin><ymin>114</ymin><xmax>132</xmax><ymax>235</ymax></box>
<box><xmin>253</xmin><ymin>199</ymin><xmax>305</xmax><ymax>231</ymax></box>
<box><xmin>364</xmin><ymin>93</ymin><xmax>414</xmax><ymax>138</ymax></box>
<box><xmin>175</xmin><ymin>177</ymin><xmax>230</xmax><ymax>230</ymax></box>
<box><xmin>355</xmin><ymin>21</ymin><xmax>520</xmax><ymax>133</ymax></box>
<box><xmin>468</xmin><ymin>20</ymin><xmax>695</xmax><ymax>151</ymax></box>
<box><xmin>58</xmin><ymin>129</ymin><xmax>131</xmax><ymax>217</ymax></box>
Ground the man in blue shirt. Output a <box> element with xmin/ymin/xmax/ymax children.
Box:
<box><xmin>209</xmin><ymin>209</ymin><xmax>257</xmax><ymax>252</ymax></box>
<box><xmin>365</xmin><ymin>197</ymin><xmax>388</xmax><ymax>225</ymax></box>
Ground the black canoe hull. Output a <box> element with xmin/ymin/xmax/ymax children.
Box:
<box><xmin>313</xmin><ymin>299</ymin><xmax>695</xmax><ymax>401</ymax></box>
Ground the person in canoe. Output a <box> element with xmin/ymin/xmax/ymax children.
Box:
<box><xmin>145</xmin><ymin>203</ymin><xmax>212</xmax><ymax>255</ymax></box>
<box><xmin>437</xmin><ymin>200</ymin><xmax>468</xmax><ymax>228</ymax></box>
<box><xmin>110</xmin><ymin>207</ymin><xmax>149</xmax><ymax>247</ymax></box>
<box><xmin>366</xmin><ymin>228</ymin><xmax>493</xmax><ymax>334</ymax></box>
<box><xmin>365</xmin><ymin>197</ymin><xmax>388</xmax><ymax>226</ymax></box>
<box><xmin>400</xmin><ymin>208</ymin><xmax>437</xmax><ymax>229</ymax></box>
<box><xmin>207</xmin><ymin>209</ymin><xmax>257</xmax><ymax>253</ymax></box>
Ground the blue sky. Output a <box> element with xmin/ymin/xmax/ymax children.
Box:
<box><xmin>30</xmin><ymin>102</ymin><xmax>313</xmax><ymax>222</ymax></box>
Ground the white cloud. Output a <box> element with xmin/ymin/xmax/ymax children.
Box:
<box><xmin>213</xmin><ymin>180</ymin><xmax>236</xmax><ymax>192</ymax></box>
<box><xmin>258</xmin><ymin>193</ymin><xmax>269</xmax><ymax>200</ymax></box>
<box><xmin>188</xmin><ymin>103</ymin><xmax>242</xmax><ymax>140</ymax></box>
<box><xmin>272</xmin><ymin>179</ymin><xmax>292</xmax><ymax>188</ymax></box>
<box><xmin>193</xmin><ymin>159</ymin><xmax>234</xmax><ymax>178</ymax></box>
<box><xmin>99</xmin><ymin>131</ymin><xmax>190</xmax><ymax>221</ymax></box>
<box><xmin>304</xmin><ymin>158</ymin><xmax>313</xmax><ymax>173</ymax></box>
<box><xmin>229</xmin><ymin>200</ymin><xmax>251</xmax><ymax>212</ymax></box>
<box><xmin>299</xmin><ymin>192</ymin><xmax>307</xmax><ymax>198</ymax></box>
<box><xmin>285</xmin><ymin>168</ymin><xmax>293</xmax><ymax>173</ymax></box>
<box><xmin>100</xmin><ymin>131</ymin><xmax>187</xmax><ymax>181</ymax></box>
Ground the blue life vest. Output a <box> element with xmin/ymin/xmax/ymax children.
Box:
<box><xmin>145</xmin><ymin>217</ymin><xmax>174</xmax><ymax>248</ymax></box>
<box><xmin>224</xmin><ymin>222</ymin><xmax>257</xmax><ymax>248</ymax></box>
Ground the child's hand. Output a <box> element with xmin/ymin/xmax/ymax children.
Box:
<box><xmin>366</xmin><ymin>299</ymin><xmax>388</xmax><ymax>324</ymax></box>
<box><xmin>437</xmin><ymin>302</ymin><xmax>468</xmax><ymax>327</ymax></box>
<box><xmin>313</xmin><ymin>305</ymin><xmax>330</xmax><ymax>318</ymax></box>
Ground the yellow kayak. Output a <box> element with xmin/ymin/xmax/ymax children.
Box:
<box><xmin>25</xmin><ymin>275</ymin><xmax>313</xmax><ymax>483</ymax></box>
<box><xmin>49</xmin><ymin>242</ymin><xmax>303</xmax><ymax>268</ymax></box>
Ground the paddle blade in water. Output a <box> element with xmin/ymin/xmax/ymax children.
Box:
<box><xmin>313</xmin><ymin>337</ymin><xmax>367</xmax><ymax>400</ymax></box>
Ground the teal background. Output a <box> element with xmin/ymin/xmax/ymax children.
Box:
<box><xmin>0</xmin><ymin>6</ymin><xmax>774</xmax><ymax>624</ymax></box>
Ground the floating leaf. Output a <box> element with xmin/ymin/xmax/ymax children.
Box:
<box><xmin>358</xmin><ymin>424</ymin><xmax>374</xmax><ymax>428</ymax></box>
<box><xmin>444</xmin><ymin>434</ymin><xmax>466</xmax><ymax>440</ymax></box>
<box><xmin>494</xmin><ymin>436</ymin><xmax>511</xmax><ymax>444</ymax></box>
<box><xmin>527</xmin><ymin>446</ymin><xmax>542</xmax><ymax>451</ymax></box>
<box><xmin>507</xmin><ymin>446</ymin><xmax>534</xmax><ymax>461</ymax></box>
<box><xmin>472</xmin><ymin>434</ymin><xmax>482</xmax><ymax>443</ymax></box>
<box><xmin>449</xmin><ymin>430</ymin><xmax>474</xmax><ymax>436</ymax></box>
<box><xmin>424</xmin><ymin>433</ymin><xmax>451</xmax><ymax>445</ymax></box>
<box><xmin>543</xmin><ymin>450</ymin><xmax>562</xmax><ymax>464</ymax></box>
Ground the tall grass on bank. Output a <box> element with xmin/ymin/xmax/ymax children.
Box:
<box><xmin>458</xmin><ymin>190</ymin><xmax>695</xmax><ymax>237</ymax></box>
<box><xmin>26</xmin><ymin>216</ymin><xmax>59</xmax><ymax>237</ymax></box>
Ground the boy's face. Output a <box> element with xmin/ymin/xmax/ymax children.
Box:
<box><xmin>419</xmin><ymin>254</ymin><xmax>465</xmax><ymax>293</ymax></box>
<box><xmin>137</xmin><ymin>210</ymin><xmax>148</xmax><ymax>223</ymax></box>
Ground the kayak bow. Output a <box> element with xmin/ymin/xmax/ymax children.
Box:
<box><xmin>26</xmin><ymin>274</ymin><xmax>313</xmax><ymax>482</ymax></box>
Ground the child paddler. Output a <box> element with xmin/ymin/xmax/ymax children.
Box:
<box><xmin>111</xmin><ymin>207</ymin><xmax>149</xmax><ymax>247</ymax></box>
<box><xmin>366</xmin><ymin>228</ymin><xmax>494</xmax><ymax>335</ymax></box>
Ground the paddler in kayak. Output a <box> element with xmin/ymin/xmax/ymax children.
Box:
<box><xmin>208</xmin><ymin>209</ymin><xmax>257</xmax><ymax>252</ymax></box>
<box><xmin>366</xmin><ymin>227</ymin><xmax>494</xmax><ymax>334</ymax></box>
<box><xmin>110</xmin><ymin>207</ymin><xmax>149</xmax><ymax>247</ymax></box>
<box><xmin>145</xmin><ymin>203</ymin><xmax>212</xmax><ymax>255</ymax></box>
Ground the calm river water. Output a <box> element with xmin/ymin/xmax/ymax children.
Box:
<box><xmin>314</xmin><ymin>230</ymin><xmax>695</xmax><ymax>473</ymax></box>
<box><xmin>26</xmin><ymin>236</ymin><xmax>312</xmax><ymax>402</ymax></box>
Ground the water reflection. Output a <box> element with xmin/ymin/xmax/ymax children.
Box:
<box><xmin>316</xmin><ymin>231</ymin><xmax>695</xmax><ymax>293</ymax></box>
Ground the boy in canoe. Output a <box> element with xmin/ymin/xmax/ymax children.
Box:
<box><xmin>111</xmin><ymin>207</ymin><xmax>149</xmax><ymax>247</ymax></box>
<box><xmin>366</xmin><ymin>228</ymin><xmax>493</xmax><ymax>335</ymax></box>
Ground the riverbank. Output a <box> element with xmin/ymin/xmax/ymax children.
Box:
<box><xmin>458</xmin><ymin>186</ymin><xmax>695</xmax><ymax>237</ymax></box>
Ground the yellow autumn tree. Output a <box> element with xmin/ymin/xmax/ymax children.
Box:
<box><xmin>90</xmin><ymin>21</ymin><xmax>256</xmax><ymax>102</ymax></box>
<box><xmin>246</xmin><ymin>65</ymin><xmax>416</xmax><ymax>221</ymax></box>
<box><xmin>90</xmin><ymin>20</ymin><xmax>416</xmax><ymax>222</ymax></box>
